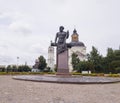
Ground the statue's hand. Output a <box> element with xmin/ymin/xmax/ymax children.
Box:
<box><xmin>67</xmin><ymin>30</ymin><xmax>69</xmax><ymax>34</ymax></box>
<box><xmin>66</xmin><ymin>30</ymin><xmax>69</xmax><ymax>38</ymax></box>
<box><xmin>54</xmin><ymin>42</ymin><xmax>57</xmax><ymax>46</ymax></box>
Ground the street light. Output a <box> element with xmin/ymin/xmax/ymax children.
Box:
<box><xmin>17</xmin><ymin>57</ymin><xmax>19</xmax><ymax>68</ymax></box>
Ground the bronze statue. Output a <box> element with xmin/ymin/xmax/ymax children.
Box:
<box><xmin>55</xmin><ymin>26</ymin><xmax>69</xmax><ymax>54</ymax></box>
<box><xmin>51</xmin><ymin>26</ymin><xmax>71</xmax><ymax>75</ymax></box>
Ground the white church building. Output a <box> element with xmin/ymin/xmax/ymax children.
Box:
<box><xmin>47</xmin><ymin>29</ymin><xmax>86</xmax><ymax>72</ymax></box>
<box><xmin>68</xmin><ymin>29</ymin><xmax>86</xmax><ymax>72</ymax></box>
<box><xmin>47</xmin><ymin>45</ymin><xmax>55</xmax><ymax>72</ymax></box>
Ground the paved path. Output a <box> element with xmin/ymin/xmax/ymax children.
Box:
<box><xmin>0</xmin><ymin>75</ymin><xmax>120</xmax><ymax>103</ymax></box>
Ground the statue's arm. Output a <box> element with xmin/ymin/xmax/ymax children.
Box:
<box><xmin>63</xmin><ymin>31</ymin><xmax>69</xmax><ymax>44</ymax></box>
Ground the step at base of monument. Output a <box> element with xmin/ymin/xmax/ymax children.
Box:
<box><xmin>56</xmin><ymin>73</ymin><xmax>71</xmax><ymax>77</ymax></box>
<box><xmin>56</xmin><ymin>69</ymin><xmax>71</xmax><ymax>77</ymax></box>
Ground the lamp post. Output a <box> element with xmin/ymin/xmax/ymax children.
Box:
<box><xmin>17</xmin><ymin>57</ymin><xmax>19</xmax><ymax>70</ymax></box>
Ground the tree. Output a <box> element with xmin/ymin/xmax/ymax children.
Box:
<box><xmin>38</xmin><ymin>55</ymin><xmax>47</xmax><ymax>71</ymax></box>
<box><xmin>114</xmin><ymin>67</ymin><xmax>120</xmax><ymax>73</ymax></box>
<box><xmin>71</xmin><ymin>46</ymin><xmax>120</xmax><ymax>73</ymax></box>
<box><xmin>12</xmin><ymin>65</ymin><xmax>17</xmax><ymax>72</ymax></box>
<box><xmin>18</xmin><ymin>65</ymin><xmax>31</xmax><ymax>72</ymax></box>
<box><xmin>110</xmin><ymin>60</ymin><xmax>120</xmax><ymax>69</ymax></box>
<box><xmin>77</xmin><ymin>61</ymin><xmax>87</xmax><ymax>72</ymax></box>
<box><xmin>71</xmin><ymin>53</ymin><xmax>80</xmax><ymax>71</ymax></box>
<box><xmin>105</xmin><ymin>48</ymin><xmax>120</xmax><ymax>73</ymax></box>
<box><xmin>106</xmin><ymin>48</ymin><xmax>115</xmax><ymax>70</ymax></box>
<box><xmin>76</xmin><ymin>61</ymin><xmax>94</xmax><ymax>73</ymax></box>
<box><xmin>18</xmin><ymin>66</ymin><xmax>23</xmax><ymax>72</ymax></box>
<box><xmin>23</xmin><ymin>65</ymin><xmax>31</xmax><ymax>72</ymax></box>
<box><xmin>100</xmin><ymin>57</ymin><xmax>108</xmax><ymax>73</ymax></box>
<box><xmin>114</xmin><ymin>50</ymin><xmax>120</xmax><ymax>60</ymax></box>
<box><xmin>87</xmin><ymin>46</ymin><xmax>103</xmax><ymax>73</ymax></box>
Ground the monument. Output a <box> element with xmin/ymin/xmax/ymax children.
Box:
<box><xmin>51</xmin><ymin>26</ymin><xmax>71</xmax><ymax>76</ymax></box>
<box><xmin>13</xmin><ymin>26</ymin><xmax>120</xmax><ymax>84</ymax></box>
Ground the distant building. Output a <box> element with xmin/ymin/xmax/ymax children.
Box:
<box><xmin>32</xmin><ymin>59</ymin><xmax>40</xmax><ymax>72</ymax></box>
<box><xmin>68</xmin><ymin>29</ymin><xmax>86</xmax><ymax>72</ymax></box>
<box><xmin>47</xmin><ymin>45</ymin><xmax>55</xmax><ymax>71</ymax></box>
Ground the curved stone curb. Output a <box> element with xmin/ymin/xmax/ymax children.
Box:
<box><xmin>13</xmin><ymin>75</ymin><xmax>120</xmax><ymax>84</ymax></box>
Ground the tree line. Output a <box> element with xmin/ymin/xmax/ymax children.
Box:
<box><xmin>0</xmin><ymin>55</ymin><xmax>48</xmax><ymax>72</ymax></box>
<box><xmin>72</xmin><ymin>46</ymin><xmax>120</xmax><ymax>73</ymax></box>
<box><xmin>0</xmin><ymin>65</ymin><xmax>32</xmax><ymax>72</ymax></box>
<box><xmin>0</xmin><ymin>47</ymin><xmax>119</xmax><ymax>73</ymax></box>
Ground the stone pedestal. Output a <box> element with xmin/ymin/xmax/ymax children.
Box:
<box><xmin>56</xmin><ymin>50</ymin><xmax>71</xmax><ymax>76</ymax></box>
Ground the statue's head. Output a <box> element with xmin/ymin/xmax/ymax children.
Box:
<box><xmin>59</xmin><ymin>26</ymin><xmax>64</xmax><ymax>32</ymax></box>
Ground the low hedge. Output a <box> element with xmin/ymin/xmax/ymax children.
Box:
<box><xmin>72</xmin><ymin>73</ymin><xmax>103</xmax><ymax>76</ymax></box>
<box><xmin>0</xmin><ymin>72</ymin><xmax>8</xmax><ymax>75</ymax></box>
<box><xmin>0</xmin><ymin>72</ymin><xmax>57</xmax><ymax>75</ymax></box>
<box><xmin>72</xmin><ymin>72</ymin><xmax>82</xmax><ymax>75</ymax></box>
<box><xmin>0</xmin><ymin>72</ymin><xmax>45</xmax><ymax>75</ymax></box>
<box><xmin>107</xmin><ymin>74</ymin><xmax>120</xmax><ymax>77</ymax></box>
<box><xmin>0</xmin><ymin>72</ymin><xmax>120</xmax><ymax>78</ymax></box>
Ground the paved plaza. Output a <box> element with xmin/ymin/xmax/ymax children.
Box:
<box><xmin>0</xmin><ymin>75</ymin><xmax>120</xmax><ymax>103</ymax></box>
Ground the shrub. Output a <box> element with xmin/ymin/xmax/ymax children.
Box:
<box><xmin>72</xmin><ymin>72</ymin><xmax>82</xmax><ymax>75</ymax></box>
<box><xmin>97</xmin><ymin>73</ymin><xmax>104</xmax><ymax>76</ymax></box>
<box><xmin>108</xmin><ymin>74</ymin><xmax>120</xmax><ymax>77</ymax></box>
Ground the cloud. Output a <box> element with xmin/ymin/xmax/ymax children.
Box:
<box><xmin>0</xmin><ymin>13</ymin><xmax>13</xmax><ymax>26</ymax></box>
<box><xmin>28</xmin><ymin>43</ymin><xmax>48</xmax><ymax>57</ymax></box>
<box><xmin>0</xmin><ymin>0</ymin><xmax>120</xmax><ymax>65</ymax></box>
<box><xmin>0</xmin><ymin>12</ymin><xmax>23</xmax><ymax>25</ymax></box>
<box><xmin>9</xmin><ymin>21</ymin><xmax>32</xmax><ymax>35</ymax></box>
<box><xmin>0</xmin><ymin>55</ymin><xmax>14</xmax><ymax>65</ymax></box>
<box><xmin>0</xmin><ymin>11</ymin><xmax>32</xmax><ymax>36</ymax></box>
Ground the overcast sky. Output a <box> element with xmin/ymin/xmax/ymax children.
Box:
<box><xmin>0</xmin><ymin>0</ymin><xmax>120</xmax><ymax>65</ymax></box>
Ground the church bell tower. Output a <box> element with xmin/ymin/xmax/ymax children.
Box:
<box><xmin>47</xmin><ymin>44</ymin><xmax>54</xmax><ymax>71</ymax></box>
<box><xmin>71</xmin><ymin>29</ymin><xmax>79</xmax><ymax>42</ymax></box>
